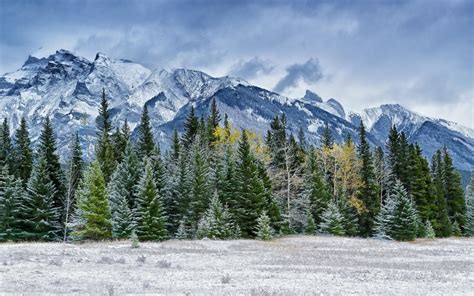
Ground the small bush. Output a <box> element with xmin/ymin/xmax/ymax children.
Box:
<box><xmin>221</xmin><ymin>274</ymin><xmax>231</xmax><ymax>284</ymax></box>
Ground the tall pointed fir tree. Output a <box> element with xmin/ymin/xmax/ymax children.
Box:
<box><xmin>63</xmin><ymin>132</ymin><xmax>84</xmax><ymax>241</ymax></box>
<box><xmin>196</xmin><ymin>191</ymin><xmax>235</xmax><ymax>239</ymax></box>
<box><xmin>441</xmin><ymin>147</ymin><xmax>466</xmax><ymax>230</ymax></box>
<box><xmin>374</xmin><ymin>180</ymin><xmax>418</xmax><ymax>241</ymax></box>
<box><xmin>108</xmin><ymin>143</ymin><xmax>141</xmax><ymax>238</ymax></box>
<box><xmin>96</xmin><ymin>89</ymin><xmax>116</xmax><ymax>182</ymax></box>
<box><xmin>464</xmin><ymin>173</ymin><xmax>474</xmax><ymax>236</ymax></box>
<box><xmin>234</xmin><ymin>130</ymin><xmax>279</xmax><ymax>237</ymax></box>
<box><xmin>111</xmin><ymin>120</ymin><xmax>130</xmax><ymax>164</ymax></box>
<box><xmin>207</xmin><ymin>98</ymin><xmax>221</xmax><ymax>145</ymax></box>
<box><xmin>171</xmin><ymin>129</ymin><xmax>181</xmax><ymax>162</ymax></box>
<box><xmin>14</xmin><ymin>118</ymin><xmax>33</xmax><ymax>187</ymax></box>
<box><xmin>0</xmin><ymin>119</ymin><xmax>16</xmax><ymax>176</ymax></box>
<box><xmin>318</xmin><ymin>200</ymin><xmax>345</xmax><ymax>236</ymax></box>
<box><xmin>37</xmin><ymin>117</ymin><xmax>66</xmax><ymax>222</ymax></box>
<box><xmin>357</xmin><ymin>121</ymin><xmax>379</xmax><ymax>236</ymax></box>
<box><xmin>431</xmin><ymin>150</ymin><xmax>451</xmax><ymax>237</ymax></box>
<box><xmin>182</xmin><ymin>106</ymin><xmax>199</xmax><ymax>149</ymax></box>
<box><xmin>21</xmin><ymin>156</ymin><xmax>60</xmax><ymax>241</ymax></box>
<box><xmin>301</xmin><ymin>149</ymin><xmax>331</xmax><ymax>226</ymax></box>
<box><xmin>0</xmin><ymin>165</ymin><xmax>25</xmax><ymax>241</ymax></box>
<box><xmin>134</xmin><ymin>160</ymin><xmax>167</xmax><ymax>241</ymax></box>
<box><xmin>72</xmin><ymin>161</ymin><xmax>112</xmax><ymax>240</ymax></box>
<box><xmin>137</xmin><ymin>105</ymin><xmax>155</xmax><ymax>158</ymax></box>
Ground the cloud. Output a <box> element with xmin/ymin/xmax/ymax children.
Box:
<box><xmin>228</xmin><ymin>57</ymin><xmax>274</xmax><ymax>80</ymax></box>
<box><xmin>274</xmin><ymin>58</ymin><xmax>323</xmax><ymax>94</ymax></box>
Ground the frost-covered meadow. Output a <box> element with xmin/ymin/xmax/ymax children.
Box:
<box><xmin>1</xmin><ymin>236</ymin><xmax>473</xmax><ymax>295</ymax></box>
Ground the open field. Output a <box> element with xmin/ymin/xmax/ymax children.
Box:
<box><xmin>1</xmin><ymin>236</ymin><xmax>473</xmax><ymax>295</ymax></box>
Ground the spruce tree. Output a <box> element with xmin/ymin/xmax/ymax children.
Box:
<box><xmin>175</xmin><ymin>219</ymin><xmax>188</xmax><ymax>239</ymax></box>
<box><xmin>37</xmin><ymin>117</ymin><xmax>66</xmax><ymax>214</ymax></box>
<box><xmin>424</xmin><ymin>220</ymin><xmax>436</xmax><ymax>239</ymax></box>
<box><xmin>0</xmin><ymin>165</ymin><xmax>25</xmax><ymax>241</ymax></box>
<box><xmin>72</xmin><ymin>161</ymin><xmax>112</xmax><ymax>240</ymax></box>
<box><xmin>0</xmin><ymin>118</ymin><xmax>15</xmax><ymax>175</ymax></box>
<box><xmin>96</xmin><ymin>90</ymin><xmax>115</xmax><ymax>182</ymax></box>
<box><xmin>234</xmin><ymin>130</ymin><xmax>270</xmax><ymax>237</ymax></box>
<box><xmin>301</xmin><ymin>149</ymin><xmax>331</xmax><ymax>226</ymax></box>
<box><xmin>318</xmin><ymin>201</ymin><xmax>345</xmax><ymax>236</ymax></box>
<box><xmin>374</xmin><ymin>180</ymin><xmax>418</xmax><ymax>241</ymax></box>
<box><xmin>255</xmin><ymin>211</ymin><xmax>274</xmax><ymax>240</ymax></box>
<box><xmin>188</xmin><ymin>140</ymin><xmax>211</xmax><ymax>229</ymax></box>
<box><xmin>465</xmin><ymin>173</ymin><xmax>474</xmax><ymax>236</ymax></box>
<box><xmin>321</xmin><ymin>121</ymin><xmax>333</xmax><ymax>148</ymax></box>
<box><xmin>111</xmin><ymin>120</ymin><xmax>130</xmax><ymax>164</ymax></box>
<box><xmin>305</xmin><ymin>208</ymin><xmax>316</xmax><ymax>234</ymax></box>
<box><xmin>442</xmin><ymin>148</ymin><xmax>466</xmax><ymax>230</ymax></box>
<box><xmin>14</xmin><ymin>118</ymin><xmax>33</xmax><ymax>186</ymax></box>
<box><xmin>108</xmin><ymin>143</ymin><xmax>141</xmax><ymax>236</ymax></box>
<box><xmin>357</xmin><ymin>121</ymin><xmax>379</xmax><ymax>236</ymax></box>
<box><xmin>137</xmin><ymin>105</ymin><xmax>155</xmax><ymax>158</ymax></box>
<box><xmin>182</xmin><ymin>106</ymin><xmax>199</xmax><ymax>148</ymax></box>
<box><xmin>21</xmin><ymin>156</ymin><xmax>60</xmax><ymax>241</ymax></box>
<box><xmin>207</xmin><ymin>98</ymin><xmax>221</xmax><ymax>145</ymax></box>
<box><xmin>134</xmin><ymin>160</ymin><xmax>167</xmax><ymax>241</ymax></box>
<box><xmin>431</xmin><ymin>150</ymin><xmax>451</xmax><ymax>237</ymax></box>
<box><xmin>196</xmin><ymin>192</ymin><xmax>234</xmax><ymax>239</ymax></box>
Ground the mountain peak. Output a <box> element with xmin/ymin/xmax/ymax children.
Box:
<box><xmin>303</xmin><ymin>90</ymin><xmax>323</xmax><ymax>103</ymax></box>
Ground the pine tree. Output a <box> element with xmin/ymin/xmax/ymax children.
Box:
<box><xmin>301</xmin><ymin>150</ymin><xmax>331</xmax><ymax>226</ymax></box>
<box><xmin>207</xmin><ymin>98</ymin><xmax>221</xmax><ymax>145</ymax></box>
<box><xmin>424</xmin><ymin>220</ymin><xmax>436</xmax><ymax>239</ymax></box>
<box><xmin>451</xmin><ymin>221</ymin><xmax>461</xmax><ymax>236</ymax></box>
<box><xmin>21</xmin><ymin>156</ymin><xmax>60</xmax><ymax>241</ymax></box>
<box><xmin>374</xmin><ymin>180</ymin><xmax>418</xmax><ymax>241</ymax></box>
<box><xmin>196</xmin><ymin>192</ymin><xmax>234</xmax><ymax>239</ymax></box>
<box><xmin>137</xmin><ymin>105</ymin><xmax>155</xmax><ymax>158</ymax></box>
<box><xmin>171</xmin><ymin>129</ymin><xmax>181</xmax><ymax>162</ymax></box>
<box><xmin>255</xmin><ymin>211</ymin><xmax>274</xmax><ymax>240</ymax></box>
<box><xmin>442</xmin><ymin>148</ymin><xmax>466</xmax><ymax>230</ymax></box>
<box><xmin>175</xmin><ymin>219</ymin><xmax>188</xmax><ymax>239</ymax></box>
<box><xmin>431</xmin><ymin>151</ymin><xmax>451</xmax><ymax>237</ymax></box>
<box><xmin>318</xmin><ymin>201</ymin><xmax>345</xmax><ymax>236</ymax></box>
<box><xmin>111</xmin><ymin>120</ymin><xmax>130</xmax><ymax>164</ymax></box>
<box><xmin>0</xmin><ymin>118</ymin><xmax>16</xmax><ymax>175</ymax></box>
<box><xmin>72</xmin><ymin>161</ymin><xmax>112</xmax><ymax>240</ymax></box>
<box><xmin>95</xmin><ymin>90</ymin><xmax>115</xmax><ymax>182</ymax></box>
<box><xmin>321</xmin><ymin>121</ymin><xmax>333</xmax><ymax>148</ymax></box>
<box><xmin>134</xmin><ymin>160</ymin><xmax>167</xmax><ymax>241</ymax></box>
<box><xmin>357</xmin><ymin>121</ymin><xmax>379</xmax><ymax>236</ymax></box>
<box><xmin>14</xmin><ymin>118</ymin><xmax>33</xmax><ymax>186</ymax></box>
<box><xmin>338</xmin><ymin>199</ymin><xmax>359</xmax><ymax>236</ymax></box>
<box><xmin>0</xmin><ymin>165</ymin><xmax>25</xmax><ymax>241</ymax></box>
<box><xmin>63</xmin><ymin>133</ymin><xmax>84</xmax><ymax>241</ymax></box>
<box><xmin>305</xmin><ymin>209</ymin><xmax>316</xmax><ymax>234</ymax></box>
<box><xmin>182</xmin><ymin>106</ymin><xmax>199</xmax><ymax>148</ymax></box>
<box><xmin>234</xmin><ymin>130</ymin><xmax>271</xmax><ymax>237</ymax></box>
<box><xmin>108</xmin><ymin>143</ymin><xmax>141</xmax><ymax>237</ymax></box>
<box><xmin>465</xmin><ymin>173</ymin><xmax>474</xmax><ymax>236</ymax></box>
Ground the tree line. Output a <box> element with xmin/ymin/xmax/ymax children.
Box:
<box><xmin>0</xmin><ymin>91</ymin><xmax>473</xmax><ymax>242</ymax></box>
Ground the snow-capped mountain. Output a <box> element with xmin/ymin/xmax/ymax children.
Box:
<box><xmin>349</xmin><ymin>105</ymin><xmax>474</xmax><ymax>171</ymax></box>
<box><xmin>0</xmin><ymin>49</ymin><xmax>472</xmax><ymax>173</ymax></box>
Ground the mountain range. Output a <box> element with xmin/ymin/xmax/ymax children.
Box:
<box><xmin>1</xmin><ymin>49</ymin><xmax>472</xmax><ymax>177</ymax></box>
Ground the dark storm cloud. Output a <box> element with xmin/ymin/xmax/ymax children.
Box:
<box><xmin>274</xmin><ymin>58</ymin><xmax>323</xmax><ymax>93</ymax></box>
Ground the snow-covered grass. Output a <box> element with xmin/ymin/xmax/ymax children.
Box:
<box><xmin>1</xmin><ymin>236</ymin><xmax>473</xmax><ymax>295</ymax></box>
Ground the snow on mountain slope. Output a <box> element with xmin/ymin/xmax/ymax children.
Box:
<box><xmin>0</xmin><ymin>49</ymin><xmax>472</xmax><ymax>173</ymax></box>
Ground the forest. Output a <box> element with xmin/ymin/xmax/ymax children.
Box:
<box><xmin>0</xmin><ymin>91</ymin><xmax>473</xmax><ymax>243</ymax></box>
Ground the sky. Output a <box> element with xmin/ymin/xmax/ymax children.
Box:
<box><xmin>1</xmin><ymin>0</ymin><xmax>473</xmax><ymax>127</ymax></box>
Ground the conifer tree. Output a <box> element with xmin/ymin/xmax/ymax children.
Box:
<box><xmin>234</xmin><ymin>130</ymin><xmax>271</xmax><ymax>237</ymax></box>
<box><xmin>442</xmin><ymin>148</ymin><xmax>466</xmax><ymax>230</ymax></box>
<box><xmin>301</xmin><ymin>150</ymin><xmax>331</xmax><ymax>226</ymax></box>
<box><xmin>321</xmin><ymin>121</ymin><xmax>333</xmax><ymax>148</ymax></box>
<box><xmin>175</xmin><ymin>219</ymin><xmax>188</xmax><ymax>239</ymax></box>
<box><xmin>357</xmin><ymin>121</ymin><xmax>379</xmax><ymax>236</ymax></box>
<box><xmin>96</xmin><ymin>90</ymin><xmax>115</xmax><ymax>182</ymax></box>
<box><xmin>374</xmin><ymin>180</ymin><xmax>418</xmax><ymax>241</ymax></box>
<box><xmin>465</xmin><ymin>173</ymin><xmax>474</xmax><ymax>236</ymax></box>
<box><xmin>431</xmin><ymin>151</ymin><xmax>452</xmax><ymax>237</ymax></box>
<box><xmin>318</xmin><ymin>201</ymin><xmax>345</xmax><ymax>236</ymax></box>
<box><xmin>374</xmin><ymin>146</ymin><xmax>386</xmax><ymax>206</ymax></box>
<box><xmin>108</xmin><ymin>143</ymin><xmax>141</xmax><ymax>233</ymax></box>
<box><xmin>137</xmin><ymin>105</ymin><xmax>155</xmax><ymax>158</ymax></box>
<box><xmin>0</xmin><ymin>165</ymin><xmax>25</xmax><ymax>241</ymax></box>
<box><xmin>305</xmin><ymin>208</ymin><xmax>316</xmax><ymax>234</ymax></box>
<box><xmin>255</xmin><ymin>211</ymin><xmax>274</xmax><ymax>240</ymax></box>
<box><xmin>134</xmin><ymin>160</ymin><xmax>167</xmax><ymax>241</ymax></box>
<box><xmin>188</xmin><ymin>140</ymin><xmax>211</xmax><ymax>229</ymax></box>
<box><xmin>72</xmin><ymin>161</ymin><xmax>112</xmax><ymax>240</ymax></box>
<box><xmin>182</xmin><ymin>106</ymin><xmax>199</xmax><ymax>148</ymax></box>
<box><xmin>207</xmin><ymin>98</ymin><xmax>221</xmax><ymax>145</ymax></box>
<box><xmin>0</xmin><ymin>119</ymin><xmax>15</xmax><ymax>175</ymax></box>
<box><xmin>63</xmin><ymin>132</ymin><xmax>84</xmax><ymax>241</ymax></box>
<box><xmin>196</xmin><ymin>192</ymin><xmax>234</xmax><ymax>239</ymax></box>
<box><xmin>21</xmin><ymin>156</ymin><xmax>60</xmax><ymax>241</ymax></box>
<box><xmin>14</xmin><ymin>118</ymin><xmax>33</xmax><ymax>186</ymax></box>
<box><xmin>424</xmin><ymin>220</ymin><xmax>436</xmax><ymax>239</ymax></box>
<box><xmin>111</xmin><ymin>120</ymin><xmax>130</xmax><ymax>163</ymax></box>
<box><xmin>171</xmin><ymin>129</ymin><xmax>181</xmax><ymax>162</ymax></box>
